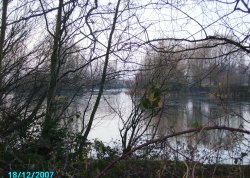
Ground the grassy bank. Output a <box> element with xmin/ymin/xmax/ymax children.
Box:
<box><xmin>1</xmin><ymin>154</ymin><xmax>250</xmax><ymax>178</ymax></box>
<box><xmin>67</xmin><ymin>159</ymin><xmax>250</xmax><ymax>178</ymax></box>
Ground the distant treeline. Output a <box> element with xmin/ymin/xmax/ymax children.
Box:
<box><xmin>13</xmin><ymin>69</ymin><xmax>133</xmax><ymax>95</ymax></box>
<box><xmin>133</xmin><ymin>40</ymin><xmax>250</xmax><ymax>98</ymax></box>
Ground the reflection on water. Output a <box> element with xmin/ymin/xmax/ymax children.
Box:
<box><xmin>157</xmin><ymin>96</ymin><xmax>244</xmax><ymax>137</ymax></box>
<box><xmin>70</xmin><ymin>90</ymin><xmax>250</xmax><ymax>164</ymax></box>
<box><xmin>152</xmin><ymin>96</ymin><xmax>250</xmax><ymax>164</ymax></box>
<box><xmin>69</xmin><ymin>89</ymin><xmax>132</xmax><ymax>143</ymax></box>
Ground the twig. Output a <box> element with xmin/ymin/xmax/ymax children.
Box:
<box><xmin>95</xmin><ymin>126</ymin><xmax>250</xmax><ymax>178</ymax></box>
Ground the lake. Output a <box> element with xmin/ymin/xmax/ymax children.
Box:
<box><xmin>70</xmin><ymin>89</ymin><xmax>250</xmax><ymax>164</ymax></box>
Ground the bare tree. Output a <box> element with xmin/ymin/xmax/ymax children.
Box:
<box><xmin>0</xmin><ymin>0</ymin><xmax>250</xmax><ymax>177</ymax></box>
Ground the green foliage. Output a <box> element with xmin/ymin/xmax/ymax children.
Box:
<box><xmin>191</xmin><ymin>121</ymin><xmax>200</xmax><ymax>128</ymax></box>
<box><xmin>140</xmin><ymin>85</ymin><xmax>162</xmax><ymax>112</ymax></box>
<box><xmin>93</xmin><ymin>139</ymin><xmax>119</xmax><ymax>160</ymax></box>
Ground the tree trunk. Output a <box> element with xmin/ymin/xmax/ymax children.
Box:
<box><xmin>0</xmin><ymin>0</ymin><xmax>8</xmax><ymax>95</ymax></box>
<box><xmin>41</xmin><ymin>0</ymin><xmax>63</xmax><ymax>139</ymax></box>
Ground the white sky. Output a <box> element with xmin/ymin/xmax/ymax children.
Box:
<box><xmin>3</xmin><ymin>0</ymin><xmax>250</xmax><ymax>77</ymax></box>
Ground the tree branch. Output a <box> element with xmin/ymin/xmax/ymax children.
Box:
<box><xmin>96</xmin><ymin>126</ymin><xmax>250</xmax><ymax>178</ymax></box>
